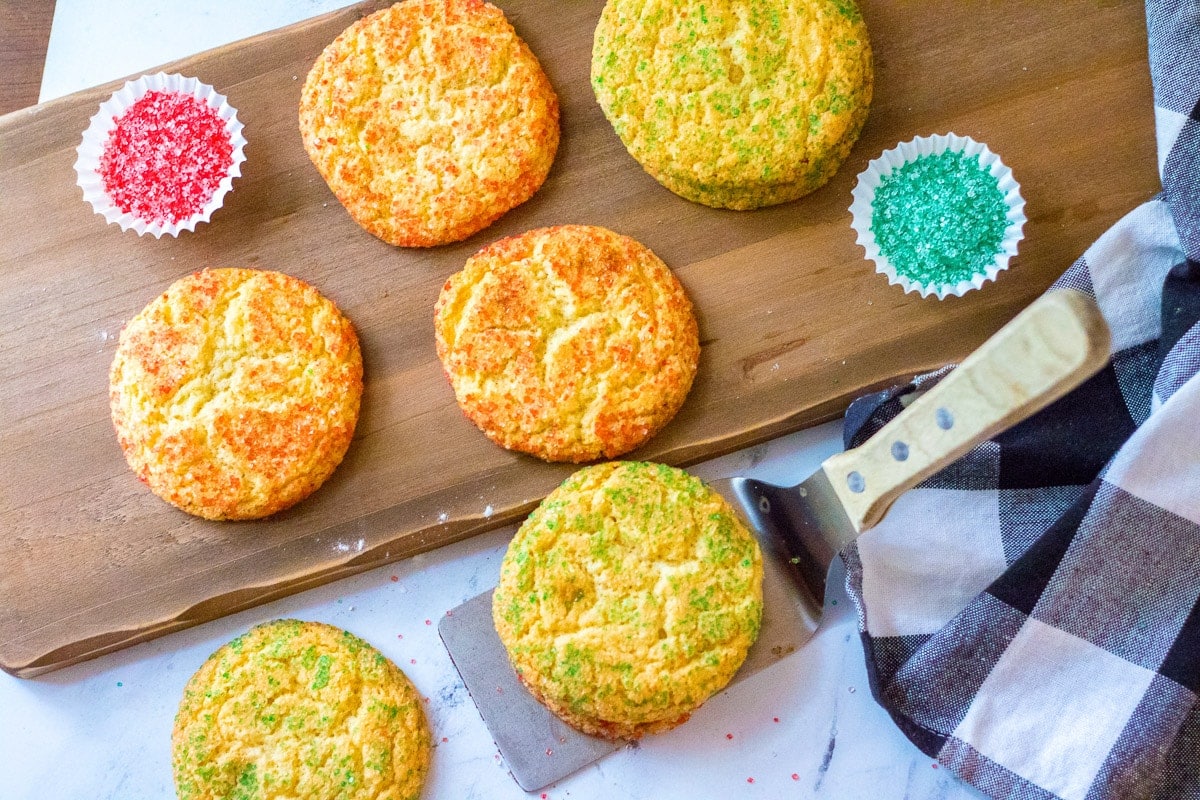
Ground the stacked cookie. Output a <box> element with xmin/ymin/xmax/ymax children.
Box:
<box><xmin>492</xmin><ymin>462</ymin><xmax>763</xmax><ymax>739</ymax></box>
<box><xmin>593</xmin><ymin>0</ymin><xmax>873</xmax><ymax>209</ymax></box>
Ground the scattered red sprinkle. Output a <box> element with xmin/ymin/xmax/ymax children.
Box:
<box><xmin>425</xmin><ymin>619</ymin><xmax>432</xmax><ymax>625</ymax></box>
<box><xmin>99</xmin><ymin>90</ymin><xmax>233</xmax><ymax>224</ymax></box>
<box><xmin>446</xmin><ymin>610</ymin><xmax>453</xmax><ymax>616</ymax></box>
<box><xmin>545</xmin><ymin>748</ymin><xmax>553</xmax><ymax>756</ymax></box>
<box><xmin>932</xmin><ymin>763</ymin><xmax>939</xmax><ymax>769</ymax></box>
<box><xmin>773</xmin><ymin>717</ymin><xmax>780</xmax><ymax>723</ymax></box>
<box><xmin>397</xmin><ymin>634</ymin><xmax>404</xmax><ymax>639</ymax></box>
<box><xmin>791</xmin><ymin>773</ymin><xmax>799</xmax><ymax>781</ymax></box>
<box><xmin>411</xmin><ymin>659</ymin><xmax>417</xmax><ymax>665</ymax></box>
<box><xmin>747</xmin><ymin>777</ymin><xmax>755</xmax><ymax>784</ymax></box>
<box><xmin>441</xmin><ymin>737</ymin><xmax>449</xmax><ymax>743</ymax></box>
<box><xmin>541</xmin><ymin>794</ymin><xmax>548</xmax><ymax>799</ymax></box>
<box><xmin>726</xmin><ymin>733</ymin><xmax>734</xmax><ymax>740</ymax></box>
<box><xmin>390</xmin><ymin>575</ymin><xmax>399</xmax><ymax>582</ymax></box>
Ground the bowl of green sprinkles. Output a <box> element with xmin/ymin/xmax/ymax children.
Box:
<box><xmin>849</xmin><ymin>133</ymin><xmax>1025</xmax><ymax>299</ymax></box>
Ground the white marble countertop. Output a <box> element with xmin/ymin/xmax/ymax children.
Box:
<box><xmin>4</xmin><ymin>4</ymin><xmax>988</xmax><ymax>798</ymax></box>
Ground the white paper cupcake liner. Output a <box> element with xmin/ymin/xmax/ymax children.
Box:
<box><xmin>849</xmin><ymin>133</ymin><xmax>1026</xmax><ymax>300</ymax></box>
<box><xmin>74</xmin><ymin>72</ymin><xmax>247</xmax><ymax>238</ymax></box>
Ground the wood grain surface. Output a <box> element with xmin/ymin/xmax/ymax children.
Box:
<box><xmin>0</xmin><ymin>0</ymin><xmax>1158</xmax><ymax>677</ymax></box>
<box><xmin>0</xmin><ymin>1</ymin><xmax>56</xmax><ymax>114</ymax></box>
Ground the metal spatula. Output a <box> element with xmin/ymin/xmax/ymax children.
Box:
<box><xmin>440</xmin><ymin>288</ymin><xmax>1111</xmax><ymax>792</ymax></box>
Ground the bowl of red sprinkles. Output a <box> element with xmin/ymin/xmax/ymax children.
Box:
<box><xmin>849</xmin><ymin>133</ymin><xmax>1026</xmax><ymax>300</ymax></box>
<box><xmin>74</xmin><ymin>72</ymin><xmax>246</xmax><ymax>237</ymax></box>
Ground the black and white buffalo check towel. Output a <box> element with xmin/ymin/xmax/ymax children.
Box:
<box><xmin>840</xmin><ymin>2</ymin><xmax>1200</xmax><ymax>799</ymax></box>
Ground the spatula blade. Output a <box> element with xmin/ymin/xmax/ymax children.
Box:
<box><xmin>439</xmin><ymin>590</ymin><xmax>619</xmax><ymax>791</ymax></box>
<box><xmin>710</xmin><ymin>469</ymin><xmax>857</xmax><ymax>606</ymax></box>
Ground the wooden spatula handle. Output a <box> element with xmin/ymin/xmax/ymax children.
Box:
<box><xmin>821</xmin><ymin>288</ymin><xmax>1111</xmax><ymax>533</ymax></box>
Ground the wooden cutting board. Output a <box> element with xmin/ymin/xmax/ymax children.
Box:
<box><xmin>0</xmin><ymin>0</ymin><xmax>1157</xmax><ymax>678</ymax></box>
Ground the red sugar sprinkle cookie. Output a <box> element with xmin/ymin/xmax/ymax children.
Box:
<box><xmin>75</xmin><ymin>72</ymin><xmax>246</xmax><ymax>237</ymax></box>
<box><xmin>109</xmin><ymin>268</ymin><xmax>363</xmax><ymax>520</ymax></box>
<box><xmin>299</xmin><ymin>0</ymin><xmax>560</xmax><ymax>247</ymax></box>
<box><xmin>434</xmin><ymin>225</ymin><xmax>700</xmax><ymax>462</ymax></box>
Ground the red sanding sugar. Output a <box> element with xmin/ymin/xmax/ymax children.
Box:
<box><xmin>99</xmin><ymin>90</ymin><xmax>233</xmax><ymax>225</ymax></box>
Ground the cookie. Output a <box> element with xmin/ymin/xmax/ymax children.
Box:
<box><xmin>299</xmin><ymin>0</ymin><xmax>560</xmax><ymax>247</ymax></box>
<box><xmin>592</xmin><ymin>0</ymin><xmax>873</xmax><ymax>210</ymax></box>
<box><xmin>493</xmin><ymin>462</ymin><xmax>764</xmax><ymax>740</ymax></box>
<box><xmin>109</xmin><ymin>268</ymin><xmax>362</xmax><ymax>520</ymax></box>
<box><xmin>172</xmin><ymin>620</ymin><xmax>430</xmax><ymax>800</ymax></box>
<box><xmin>434</xmin><ymin>225</ymin><xmax>699</xmax><ymax>462</ymax></box>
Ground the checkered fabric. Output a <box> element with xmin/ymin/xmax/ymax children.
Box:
<box><xmin>840</xmin><ymin>2</ymin><xmax>1200</xmax><ymax>798</ymax></box>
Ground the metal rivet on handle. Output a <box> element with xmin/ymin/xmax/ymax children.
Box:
<box><xmin>847</xmin><ymin>471</ymin><xmax>865</xmax><ymax>493</ymax></box>
<box><xmin>936</xmin><ymin>407</ymin><xmax>954</xmax><ymax>430</ymax></box>
<box><xmin>891</xmin><ymin>441</ymin><xmax>909</xmax><ymax>461</ymax></box>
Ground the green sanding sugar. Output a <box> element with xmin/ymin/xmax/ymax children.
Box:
<box><xmin>870</xmin><ymin>150</ymin><xmax>1009</xmax><ymax>287</ymax></box>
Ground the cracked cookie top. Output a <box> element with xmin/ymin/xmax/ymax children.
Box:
<box><xmin>592</xmin><ymin>0</ymin><xmax>872</xmax><ymax>209</ymax></box>
<box><xmin>299</xmin><ymin>0</ymin><xmax>560</xmax><ymax>247</ymax></box>
<box><xmin>109</xmin><ymin>268</ymin><xmax>362</xmax><ymax>520</ymax></box>
<box><xmin>173</xmin><ymin>619</ymin><xmax>429</xmax><ymax>800</ymax></box>
<box><xmin>434</xmin><ymin>225</ymin><xmax>699</xmax><ymax>462</ymax></box>
<box><xmin>493</xmin><ymin>462</ymin><xmax>763</xmax><ymax>739</ymax></box>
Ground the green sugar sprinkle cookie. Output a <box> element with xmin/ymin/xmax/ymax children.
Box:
<box><xmin>492</xmin><ymin>461</ymin><xmax>763</xmax><ymax>740</ymax></box>
<box><xmin>172</xmin><ymin>619</ymin><xmax>430</xmax><ymax>800</ymax></box>
<box><xmin>851</xmin><ymin>135</ymin><xmax>1025</xmax><ymax>299</ymax></box>
<box><xmin>591</xmin><ymin>0</ymin><xmax>873</xmax><ymax>210</ymax></box>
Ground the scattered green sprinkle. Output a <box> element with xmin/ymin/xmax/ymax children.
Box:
<box><xmin>870</xmin><ymin>150</ymin><xmax>1008</xmax><ymax>288</ymax></box>
<box><xmin>234</xmin><ymin>763</ymin><xmax>258</xmax><ymax>800</ymax></box>
<box><xmin>311</xmin><ymin>654</ymin><xmax>332</xmax><ymax>691</ymax></box>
